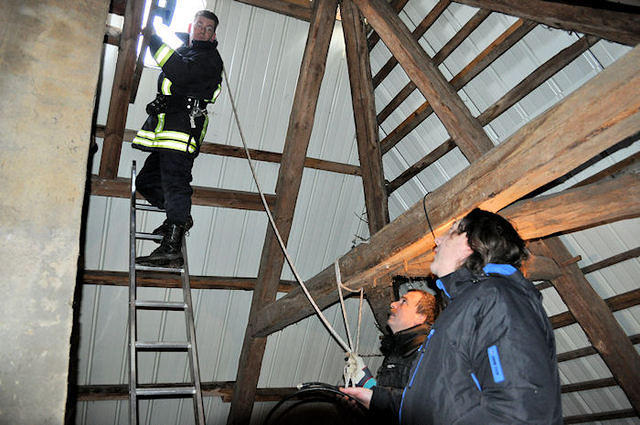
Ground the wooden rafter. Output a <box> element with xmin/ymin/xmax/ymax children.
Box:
<box><xmin>452</xmin><ymin>0</ymin><xmax>640</xmax><ymax>46</ymax></box>
<box><xmin>251</xmin><ymin>44</ymin><xmax>640</xmax><ymax>337</ymax></box>
<box><xmin>226</xmin><ymin>0</ymin><xmax>338</xmax><ymax>422</ymax></box>
<box><xmin>341</xmin><ymin>0</ymin><xmax>389</xmax><ymax>235</ymax></box>
<box><xmin>354</xmin><ymin>0</ymin><xmax>494</xmax><ymax>162</ymax></box>
<box><xmin>371</xmin><ymin>0</ymin><xmax>451</xmax><ymax>88</ymax></box>
<box><xmin>379</xmin><ymin>19</ymin><xmax>535</xmax><ymax>153</ymax></box>
<box><xmin>99</xmin><ymin>0</ymin><xmax>146</xmax><ymax>178</ymax></box>
<box><xmin>366</xmin><ymin>0</ymin><xmax>409</xmax><ymax>51</ymax></box>
<box><xmin>94</xmin><ymin>125</ymin><xmax>362</xmax><ymax>176</ymax></box>
<box><xmin>90</xmin><ymin>175</ymin><xmax>275</xmax><ymax>211</ymax></box>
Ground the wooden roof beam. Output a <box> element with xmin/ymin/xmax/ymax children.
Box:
<box><xmin>233</xmin><ymin>0</ymin><xmax>312</xmax><ymax>21</ymax></box>
<box><xmin>94</xmin><ymin>125</ymin><xmax>362</xmax><ymax>176</ymax></box>
<box><xmin>533</xmin><ymin>238</ymin><xmax>640</xmax><ymax>415</ymax></box>
<box><xmin>341</xmin><ymin>0</ymin><xmax>389</xmax><ymax>235</ymax></box>
<box><xmin>90</xmin><ymin>175</ymin><xmax>276</xmax><ymax>211</ymax></box>
<box><xmin>226</xmin><ymin>0</ymin><xmax>338</xmax><ymax>422</ymax></box>
<box><xmin>366</xmin><ymin>0</ymin><xmax>410</xmax><ymax>51</ymax></box>
<box><xmin>558</xmin><ymin>334</ymin><xmax>640</xmax><ymax>363</ymax></box>
<box><xmin>379</xmin><ymin>19</ymin><xmax>534</xmax><ymax>152</ymax></box>
<box><xmin>251</xmin><ymin>44</ymin><xmax>640</xmax><ymax>337</ymax></box>
<box><xmin>75</xmin><ymin>382</ymin><xmax>296</xmax><ymax>402</ymax></box>
<box><xmin>354</xmin><ymin>0</ymin><xmax>495</xmax><ymax>162</ymax></box>
<box><xmin>372</xmin><ymin>0</ymin><xmax>451</xmax><ymax>88</ymax></box>
<box><xmin>452</xmin><ymin>0</ymin><xmax>640</xmax><ymax>45</ymax></box>
<box><xmin>564</xmin><ymin>409</ymin><xmax>638</xmax><ymax>425</ymax></box>
<box><xmin>82</xmin><ymin>270</ymin><xmax>297</xmax><ymax>292</ymax></box>
<box><xmin>387</xmin><ymin>35</ymin><xmax>598</xmax><ymax>194</ymax></box>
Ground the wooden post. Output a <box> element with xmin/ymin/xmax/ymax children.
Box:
<box><xmin>99</xmin><ymin>0</ymin><xmax>146</xmax><ymax>178</ymax></box>
<box><xmin>341</xmin><ymin>0</ymin><xmax>389</xmax><ymax>235</ymax></box>
<box><xmin>226</xmin><ymin>0</ymin><xmax>338</xmax><ymax>422</ymax></box>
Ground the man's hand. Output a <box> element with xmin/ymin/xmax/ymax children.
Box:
<box><xmin>344</xmin><ymin>353</ymin><xmax>377</xmax><ymax>388</ymax></box>
<box><xmin>340</xmin><ymin>386</ymin><xmax>373</xmax><ymax>409</ymax></box>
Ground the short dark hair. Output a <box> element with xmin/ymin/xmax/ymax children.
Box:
<box><xmin>457</xmin><ymin>208</ymin><xmax>528</xmax><ymax>275</ymax></box>
<box><xmin>406</xmin><ymin>289</ymin><xmax>436</xmax><ymax>324</ymax></box>
<box><xmin>195</xmin><ymin>10</ymin><xmax>219</xmax><ymax>31</ymax></box>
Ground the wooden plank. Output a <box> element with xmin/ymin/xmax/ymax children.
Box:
<box><xmin>341</xmin><ymin>0</ymin><xmax>389</xmax><ymax>234</ymax></box>
<box><xmin>581</xmin><ymin>247</ymin><xmax>640</xmax><ymax>275</ymax></box>
<box><xmin>452</xmin><ymin>0</ymin><xmax>640</xmax><ymax>45</ymax></box>
<box><xmin>379</xmin><ymin>19</ymin><xmax>535</xmax><ymax>152</ymax></box>
<box><xmin>371</xmin><ymin>0</ymin><xmax>450</xmax><ymax>88</ymax></box>
<box><xmin>75</xmin><ymin>382</ymin><xmax>296</xmax><ymax>402</ymax></box>
<box><xmin>477</xmin><ymin>35</ymin><xmax>599</xmax><ymax>126</ymax></box>
<box><xmin>227</xmin><ymin>0</ymin><xmax>338</xmax><ymax>422</ymax></box>
<box><xmin>387</xmin><ymin>138</ymin><xmax>456</xmax><ymax>193</ymax></box>
<box><xmin>574</xmin><ymin>151</ymin><xmax>640</xmax><ymax>189</ymax></box>
<box><xmin>562</xmin><ymin>377</ymin><xmax>617</xmax><ymax>394</ymax></box>
<box><xmin>234</xmin><ymin>0</ymin><xmax>312</xmax><ymax>21</ymax></box>
<box><xmin>99</xmin><ymin>0</ymin><xmax>146</xmax><ymax>178</ymax></box>
<box><xmin>557</xmin><ymin>334</ymin><xmax>640</xmax><ymax>363</ymax></box>
<box><xmin>105</xmin><ymin>25</ymin><xmax>121</xmax><ymax>46</ymax></box>
<box><xmin>549</xmin><ymin>287</ymin><xmax>640</xmax><ymax>329</ymax></box>
<box><xmin>82</xmin><ymin>270</ymin><xmax>296</xmax><ymax>292</ymax></box>
<box><xmin>564</xmin><ymin>409</ymin><xmax>638</xmax><ymax>425</ymax></box>
<box><xmin>500</xmin><ymin>172</ymin><xmax>640</xmax><ymax>240</ymax></box>
<box><xmin>354</xmin><ymin>0</ymin><xmax>494</xmax><ymax>162</ymax></box>
<box><xmin>94</xmin><ymin>125</ymin><xmax>362</xmax><ymax>176</ymax></box>
<box><xmin>535</xmin><ymin>238</ymin><xmax>640</xmax><ymax>414</ymax></box>
<box><xmin>90</xmin><ymin>175</ymin><xmax>276</xmax><ymax>211</ymax></box>
<box><xmin>252</xmin><ymin>45</ymin><xmax>640</xmax><ymax>337</ymax></box>
<box><xmin>364</xmin><ymin>277</ymin><xmax>394</xmax><ymax>332</ymax></box>
<box><xmin>366</xmin><ymin>0</ymin><xmax>410</xmax><ymax>51</ymax></box>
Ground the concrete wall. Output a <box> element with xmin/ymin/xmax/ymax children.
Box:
<box><xmin>0</xmin><ymin>1</ymin><xmax>109</xmax><ymax>423</ymax></box>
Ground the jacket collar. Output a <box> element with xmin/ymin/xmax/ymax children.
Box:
<box><xmin>380</xmin><ymin>323</ymin><xmax>430</xmax><ymax>357</ymax></box>
<box><xmin>435</xmin><ymin>263</ymin><xmax>520</xmax><ymax>300</ymax></box>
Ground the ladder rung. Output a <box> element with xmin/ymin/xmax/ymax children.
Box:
<box><xmin>135</xmin><ymin>232</ymin><xmax>162</xmax><ymax>241</ymax></box>
<box><xmin>135</xmin><ymin>341</ymin><xmax>191</xmax><ymax>351</ymax></box>
<box><xmin>135</xmin><ymin>300</ymin><xmax>187</xmax><ymax>310</ymax></box>
<box><xmin>135</xmin><ymin>203</ymin><xmax>165</xmax><ymax>212</ymax></box>
<box><xmin>135</xmin><ymin>264</ymin><xmax>183</xmax><ymax>273</ymax></box>
<box><xmin>136</xmin><ymin>387</ymin><xmax>196</xmax><ymax>397</ymax></box>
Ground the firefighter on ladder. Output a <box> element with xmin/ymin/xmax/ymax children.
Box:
<box><xmin>134</xmin><ymin>10</ymin><xmax>223</xmax><ymax>267</ymax></box>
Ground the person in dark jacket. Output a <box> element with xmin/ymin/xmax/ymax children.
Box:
<box><xmin>368</xmin><ymin>289</ymin><xmax>435</xmax><ymax>425</ymax></box>
<box><xmin>343</xmin><ymin>208</ymin><xmax>562</xmax><ymax>424</ymax></box>
<box><xmin>134</xmin><ymin>10</ymin><xmax>223</xmax><ymax>267</ymax></box>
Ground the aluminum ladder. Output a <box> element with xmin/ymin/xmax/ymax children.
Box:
<box><xmin>128</xmin><ymin>161</ymin><xmax>206</xmax><ymax>425</ymax></box>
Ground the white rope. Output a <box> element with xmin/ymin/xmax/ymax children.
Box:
<box><xmin>335</xmin><ymin>261</ymin><xmax>354</xmax><ymax>352</ymax></box>
<box><xmin>222</xmin><ymin>68</ymin><xmax>351</xmax><ymax>353</ymax></box>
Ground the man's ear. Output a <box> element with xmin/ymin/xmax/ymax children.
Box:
<box><xmin>211</xmin><ymin>32</ymin><xmax>217</xmax><ymax>42</ymax></box>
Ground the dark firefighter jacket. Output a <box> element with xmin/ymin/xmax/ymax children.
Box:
<box><xmin>375</xmin><ymin>264</ymin><xmax>562</xmax><ymax>425</ymax></box>
<box><xmin>132</xmin><ymin>32</ymin><xmax>223</xmax><ymax>156</ymax></box>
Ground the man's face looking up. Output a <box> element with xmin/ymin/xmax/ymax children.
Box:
<box><xmin>387</xmin><ymin>291</ymin><xmax>427</xmax><ymax>334</ymax></box>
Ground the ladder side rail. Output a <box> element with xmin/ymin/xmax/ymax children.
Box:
<box><xmin>129</xmin><ymin>161</ymin><xmax>139</xmax><ymax>425</ymax></box>
<box><xmin>180</xmin><ymin>237</ymin><xmax>206</xmax><ymax>425</ymax></box>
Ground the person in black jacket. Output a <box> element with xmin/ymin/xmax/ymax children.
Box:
<box><xmin>343</xmin><ymin>208</ymin><xmax>562</xmax><ymax>424</ymax></box>
<box><xmin>367</xmin><ymin>289</ymin><xmax>435</xmax><ymax>425</ymax></box>
<box><xmin>134</xmin><ymin>10</ymin><xmax>223</xmax><ymax>267</ymax></box>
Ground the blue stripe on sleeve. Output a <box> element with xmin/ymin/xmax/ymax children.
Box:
<box><xmin>487</xmin><ymin>345</ymin><xmax>505</xmax><ymax>383</ymax></box>
<box><xmin>470</xmin><ymin>373</ymin><xmax>482</xmax><ymax>391</ymax></box>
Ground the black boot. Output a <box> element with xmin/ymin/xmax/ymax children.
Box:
<box><xmin>136</xmin><ymin>224</ymin><xmax>185</xmax><ymax>267</ymax></box>
<box><xmin>151</xmin><ymin>215</ymin><xmax>193</xmax><ymax>243</ymax></box>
